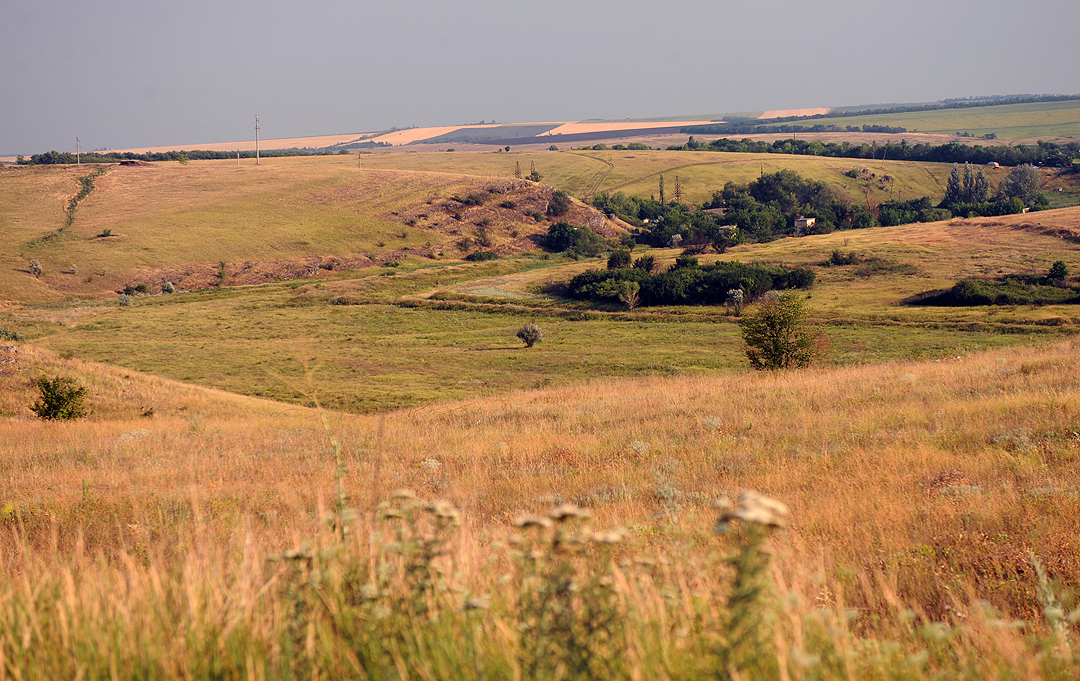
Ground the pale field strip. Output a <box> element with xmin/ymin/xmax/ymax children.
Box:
<box><xmin>541</xmin><ymin>120</ymin><xmax>715</xmax><ymax>135</ymax></box>
<box><xmin>758</xmin><ymin>108</ymin><xmax>831</xmax><ymax>119</ymax></box>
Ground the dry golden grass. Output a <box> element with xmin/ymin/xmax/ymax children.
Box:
<box><xmin>4</xmin><ymin>337</ymin><xmax>1080</xmax><ymax>624</ymax></box>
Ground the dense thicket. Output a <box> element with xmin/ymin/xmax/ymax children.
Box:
<box><xmin>595</xmin><ymin>169</ymin><xmax>891</xmax><ymax>244</ymax></box>
<box><xmin>567</xmin><ymin>260</ymin><xmax>814</xmax><ymax>307</ymax></box>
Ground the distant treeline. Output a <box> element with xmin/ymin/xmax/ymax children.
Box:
<box><xmin>18</xmin><ymin>148</ymin><xmax>340</xmax><ymax>165</ymax></box>
<box><xmin>689</xmin><ymin>94</ymin><xmax>1080</xmax><ymax>131</ymax></box>
<box><xmin>682</xmin><ymin>123</ymin><xmax>908</xmax><ymax>136</ymax></box>
<box><xmin>665</xmin><ymin>136</ymin><xmax>1080</xmax><ymax>167</ymax></box>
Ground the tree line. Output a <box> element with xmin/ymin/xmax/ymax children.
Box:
<box><xmin>18</xmin><ymin>148</ymin><xmax>340</xmax><ymax>165</ymax></box>
<box><xmin>665</xmin><ymin>136</ymin><xmax>1080</xmax><ymax>168</ymax></box>
<box><xmin>684</xmin><ymin>94</ymin><xmax>1080</xmax><ymax>132</ymax></box>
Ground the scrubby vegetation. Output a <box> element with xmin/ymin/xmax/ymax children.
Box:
<box><xmin>516</xmin><ymin>322</ymin><xmax>543</xmax><ymax>347</ymax></box>
<box><xmin>909</xmin><ymin>262</ymin><xmax>1080</xmax><ymax>306</ymax></box>
<box><xmin>909</xmin><ymin>278</ymin><xmax>1080</xmax><ymax>307</ymax></box>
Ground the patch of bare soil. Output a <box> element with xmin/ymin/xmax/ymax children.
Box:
<box><xmin>382</xmin><ymin>177</ymin><xmax>623</xmax><ymax>257</ymax></box>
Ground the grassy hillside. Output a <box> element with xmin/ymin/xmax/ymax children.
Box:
<box><xmin>0</xmin><ymin>157</ymin><xmax>618</xmax><ymax>303</ymax></box>
<box><xmin>364</xmin><ymin>148</ymin><xmax>965</xmax><ymax>205</ymax></box>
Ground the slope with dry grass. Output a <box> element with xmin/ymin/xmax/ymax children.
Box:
<box><xmin>2</xmin><ymin>338</ymin><xmax>1080</xmax><ymax>677</ymax></box>
<box><xmin>0</xmin><ymin>157</ymin><xmax>620</xmax><ymax>303</ymax></box>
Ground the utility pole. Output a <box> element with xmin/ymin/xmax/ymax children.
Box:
<box><xmin>514</xmin><ymin>161</ymin><xmax>522</xmax><ymax>179</ymax></box>
<box><xmin>237</xmin><ymin>149</ymin><xmax>240</xmax><ymax>167</ymax></box>
<box><xmin>673</xmin><ymin>173</ymin><xmax>683</xmax><ymax>204</ymax></box>
<box><xmin>76</xmin><ymin>137</ymin><xmax>80</xmax><ymax>165</ymax></box>
<box><xmin>255</xmin><ymin>115</ymin><xmax>260</xmax><ymax>165</ymax></box>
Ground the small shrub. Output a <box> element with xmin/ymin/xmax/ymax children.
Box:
<box><xmin>117</xmin><ymin>294</ymin><xmax>132</xmax><ymax>307</ymax></box>
<box><xmin>607</xmin><ymin>248</ymin><xmax>632</xmax><ymax>269</ymax></box>
<box><xmin>517</xmin><ymin>322</ymin><xmax>543</xmax><ymax>348</ymax></box>
<box><xmin>547</xmin><ymin>190</ymin><xmax>571</xmax><ymax>217</ymax></box>
<box><xmin>1049</xmin><ymin>261</ymin><xmax>1069</xmax><ymax>284</ymax></box>
<box><xmin>28</xmin><ymin>259</ymin><xmax>42</xmax><ymax>277</ymax></box>
<box><xmin>465</xmin><ymin>251</ymin><xmax>499</xmax><ymax>262</ymax></box>
<box><xmin>452</xmin><ymin>193</ymin><xmax>485</xmax><ymax>207</ymax></box>
<box><xmin>162</xmin><ymin>281</ymin><xmax>175</xmax><ymax>294</ymax></box>
<box><xmin>548</xmin><ymin>145</ymin><xmax>559</xmax><ymax>151</ymax></box>
<box><xmin>30</xmin><ymin>376</ymin><xmax>88</xmax><ymax>420</ymax></box>
<box><xmin>500</xmin><ymin>200</ymin><xmax>517</xmax><ymax>209</ymax></box>
<box><xmin>0</xmin><ymin>328</ymin><xmax>25</xmax><ymax>342</ymax></box>
<box><xmin>632</xmin><ymin>255</ymin><xmax>656</xmax><ymax>273</ymax></box>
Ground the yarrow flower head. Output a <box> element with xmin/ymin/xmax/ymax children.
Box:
<box><xmin>715</xmin><ymin>490</ymin><xmax>789</xmax><ymax>532</ymax></box>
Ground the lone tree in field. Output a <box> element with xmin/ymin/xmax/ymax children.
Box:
<box><xmin>517</xmin><ymin>322</ymin><xmax>543</xmax><ymax>348</ymax></box>
<box><xmin>740</xmin><ymin>291</ymin><xmax>821</xmax><ymax>370</ymax></box>
<box><xmin>30</xmin><ymin>376</ymin><xmax>88</xmax><ymax>420</ymax></box>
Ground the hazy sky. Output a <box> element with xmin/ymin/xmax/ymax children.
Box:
<box><xmin>3</xmin><ymin>0</ymin><xmax>1079</xmax><ymax>155</ymax></box>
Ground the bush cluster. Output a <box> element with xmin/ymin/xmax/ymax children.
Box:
<box><xmin>567</xmin><ymin>260</ymin><xmax>814</xmax><ymax>307</ymax></box>
<box><xmin>541</xmin><ymin>222</ymin><xmax>605</xmax><ymax>257</ymax></box>
<box><xmin>464</xmin><ymin>250</ymin><xmax>499</xmax><ymax>261</ymax></box>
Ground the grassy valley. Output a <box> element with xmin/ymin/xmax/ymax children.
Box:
<box><xmin>3</xmin><ymin>146</ymin><xmax>1080</xmax><ymax>678</ymax></box>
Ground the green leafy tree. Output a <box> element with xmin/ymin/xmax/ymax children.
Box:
<box><xmin>30</xmin><ymin>376</ymin><xmax>88</xmax><ymax>420</ymax></box>
<box><xmin>943</xmin><ymin>164</ymin><xmax>963</xmax><ymax>207</ymax></box>
<box><xmin>972</xmin><ymin>168</ymin><xmax>991</xmax><ymax>203</ymax></box>
<box><xmin>740</xmin><ymin>291</ymin><xmax>822</xmax><ymax>370</ymax></box>
<box><xmin>998</xmin><ymin>164</ymin><xmax>1042</xmax><ymax>206</ymax></box>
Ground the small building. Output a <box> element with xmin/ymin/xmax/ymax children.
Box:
<box><xmin>794</xmin><ymin>215</ymin><xmax>815</xmax><ymax>235</ymax></box>
<box><xmin>986</xmin><ymin>161</ymin><xmax>1000</xmax><ymax>169</ymax></box>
